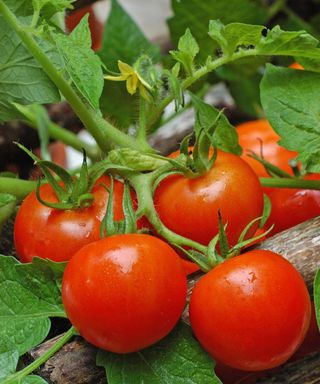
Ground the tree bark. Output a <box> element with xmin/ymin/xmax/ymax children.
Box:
<box><xmin>27</xmin><ymin>216</ymin><xmax>320</xmax><ymax>384</ymax></box>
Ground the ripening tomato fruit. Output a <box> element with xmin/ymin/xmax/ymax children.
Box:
<box><xmin>265</xmin><ymin>173</ymin><xmax>320</xmax><ymax>235</ymax></box>
<box><xmin>14</xmin><ymin>175</ymin><xmax>130</xmax><ymax>262</ymax></box>
<box><xmin>189</xmin><ymin>250</ymin><xmax>311</xmax><ymax>371</ymax></box>
<box><xmin>237</xmin><ymin>119</ymin><xmax>320</xmax><ymax>235</ymax></box>
<box><xmin>237</xmin><ymin>119</ymin><xmax>297</xmax><ymax>178</ymax></box>
<box><xmin>62</xmin><ymin>234</ymin><xmax>187</xmax><ymax>353</ymax></box>
<box><xmin>289</xmin><ymin>62</ymin><xmax>304</xmax><ymax>70</ymax></box>
<box><xmin>154</xmin><ymin>150</ymin><xmax>264</xmax><ymax>246</ymax></box>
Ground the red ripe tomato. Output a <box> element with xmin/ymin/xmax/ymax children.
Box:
<box><xmin>237</xmin><ymin>119</ymin><xmax>320</xmax><ymax>235</ymax></box>
<box><xmin>189</xmin><ymin>250</ymin><xmax>311</xmax><ymax>371</ymax></box>
<box><xmin>62</xmin><ymin>234</ymin><xmax>187</xmax><ymax>353</ymax></box>
<box><xmin>265</xmin><ymin>173</ymin><xmax>320</xmax><ymax>235</ymax></box>
<box><xmin>154</xmin><ymin>150</ymin><xmax>264</xmax><ymax>247</ymax></box>
<box><xmin>237</xmin><ymin>119</ymin><xmax>297</xmax><ymax>178</ymax></box>
<box><xmin>14</xmin><ymin>175</ymin><xmax>125</xmax><ymax>262</ymax></box>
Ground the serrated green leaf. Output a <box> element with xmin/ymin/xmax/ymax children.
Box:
<box><xmin>0</xmin><ymin>16</ymin><xmax>61</xmax><ymax>122</ymax></box>
<box><xmin>54</xmin><ymin>14</ymin><xmax>104</xmax><ymax>110</ymax></box>
<box><xmin>168</xmin><ymin>0</ymin><xmax>268</xmax><ymax>62</ymax></box>
<box><xmin>314</xmin><ymin>269</ymin><xmax>320</xmax><ymax>331</ymax></box>
<box><xmin>32</xmin><ymin>0</ymin><xmax>74</xmax><ymax>21</ymax></box>
<box><xmin>0</xmin><ymin>256</ymin><xmax>66</xmax><ymax>357</ymax></box>
<box><xmin>98</xmin><ymin>0</ymin><xmax>160</xmax><ymax>129</ymax></box>
<box><xmin>97</xmin><ymin>322</ymin><xmax>222</xmax><ymax>384</ymax></box>
<box><xmin>191</xmin><ymin>94</ymin><xmax>242</xmax><ymax>155</ymax></box>
<box><xmin>209</xmin><ymin>21</ymin><xmax>265</xmax><ymax>56</ymax></box>
<box><xmin>170</xmin><ymin>29</ymin><xmax>199</xmax><ymax>75</ymax></box>
<box><xmin>257</xmin><ymin>26</ymin><xmax>320</xmax><ymax>58</ymax></box>
<box><xmin>260</xmin><ymin>64</ymin><xmax>320</xmax><ymax>172</ymax></box>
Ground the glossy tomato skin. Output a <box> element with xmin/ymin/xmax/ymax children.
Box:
<box><xmin>265</xmin><ymin>173</ymin><xmax>320</xmax><ymax>235</ymax></box>
<box><xmin>62</xmin><ymin>234</ymin><xmax>187</xmax><ymax>353</ymax></box>
<box><xmin>237</xmin><ymin>119</ymin><xmax>320</xmax><ymax>235</ymax></box>
<box><xmin>237</xmin><ymin>119</ymin><xmax>297</xmax><ymax>178</ymax></box>
<box><xmin>14</xmin><ymin>175</ymin><xmax>125</xmax><ymax>263</ymax></box>
<box><xmin>189</xmin><ymin>250</ymin><xmax>311</xmax><ymax>371</ymax></box>
<box><xmin>154</xmin><ymin>150</ymin><xmax>264</xmax><ymax>246</ymax></box>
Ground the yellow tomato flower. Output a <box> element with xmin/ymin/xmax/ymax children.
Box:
<box><xmin>104</xmin><ymin>60</ymin><xmax>152</xmax><ymax>101</ymax></box>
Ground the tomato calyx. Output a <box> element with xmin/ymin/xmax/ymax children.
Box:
<box><xmin>175</xmin><ymin>109</ymin><xmax>223</xmax><ymax>178</ymax></box>
<box><xmin>100</xmin><ymin>176</ymin><xmax>138</xmax><ymax>237</ymax></box>
<box><xmin>16</xmin><ymin>143</ymin><xmax>98</xmax><ymax>210</ymax></box>
<box><xmin>175</xmin><ymin>213</ymin><xmax>273</xmax><ymax>272</ymax></box>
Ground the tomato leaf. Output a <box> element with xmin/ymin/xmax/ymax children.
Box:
<box><xmin>98</xmin><ymin>0</ymin><xmax>160</xmax><ymax>129</ymax></box>
<box><xmin>32</xmin><ymin>0</ymin><xmax>74</xmax><ymax>21</ymax></box>
<box><xmin>209</xmin><ymin>21</ymin><xmax>265</xmax><ymax>56</ymax></box>
<box><xmin>0</xmin><ymin>339</ymin><xmax>18</xmax><ymax>381</ymax></box>
<box><xmin>0</xmin><ymin>16</ymin><xmax>61</xmax><ymax>123</ymax></box>
<box><xmin>96</xmin><ymin>322</ymin><xmax>221</xmax><ymax>384</ymax></box>
<box><xmin>53</xmin><ymin>14</ymin><xmax>104</xmax><ymax>110</ymax></box>
<box><xmin>256</xmin><ymin>27</ymin><xmax>320</xmax><ymax>58</ymax></box>
<box><xmin>170</xmin><ymin>29</ymin><xmax>199</xmax><ymax>76</ymax></box>
<box><xmin>260</xmin><ymin>64</ymin><xmax>320</xmax><ymax>173</ymax></box>
<box><xmin>191</xmin><ymin>93</ymin><xmax>242</xmax><ymax>155</ymax></box>
<box><xmin>168</xmin><ymin>0</ymin><xmax>267</xmax><ymax>62</ymax></box>
<box><xmin>0</xmin><ymin>256</ymin><xmax>66</xmax><ymax>362</ymax></box>
<box><xmin>22</xmin><ymin>376</ymin><xmax>49</xmax><ymax>384</ymax></box>
<box><xmin>314</xmin><ymin>269</ymin><xmax>320</xmax><ymax>331</ymax></box>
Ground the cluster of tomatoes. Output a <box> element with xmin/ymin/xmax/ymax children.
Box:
<box><xmin>13</xmin><ymin>118</ymin><xmax>319</xmax><ymax>379</ymax></box>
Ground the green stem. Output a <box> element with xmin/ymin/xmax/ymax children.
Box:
<box><xmin>137</xmin><ymin>97</ymin><xmax>147</xmax><ymax>144</ymax></box>
<box><xmin>3</xmin><ymin>327</ymin><xmax>76</xmax><ymax>384</ymax></box>
<box><xmin>260</xmin><ymin>177</ymin><xmax>320</xmax><ymax>190</ymax></box>
<box><xmin>0</xmin><ymin>178</ymin><xmax>37</xmax><ymax>201</ymax></box>
<box><xmin>26</xmin><ymin>119</ymin><xmax>101</xmax><ymax>161</ymax></box>
<box><xmin>130</xmin><ymin>173</ymin><xmax>207</xmax><ymax>254</ymax></box>
<box><xmin>266</xmin><ymin>0</ymin><xmax>287</xmax><ymax>21</ymax></box>
<box><xmin>0</xmin><ymin>1</ymin><xmax>152</xmax><ymax>153</ymax></box>
<box><xmin>146</xmin><ymin>54</ymin><xmax>240</xmax><ymax>129</ymax></box>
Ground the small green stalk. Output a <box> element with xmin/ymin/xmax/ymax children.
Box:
<box><xmin>130</xmin><ymin>172</ymin><xmax>207</xmax><ymax>254</ymax></box>
<box><xmin>260</xmin><ymin>177</ymin><xmax>320</xmax><ymax>190</ymax></box>
<box><xmin>3</xmin><ymin>327</ymin><xmax>76</xmax><ymax>384</ymax></box>
<box><xmin>0</xmin><ymin>1</ymin><xmax>152</xmax><ymax>154</ymax></box>
<box><xmin>266</xmin><ymin>0</ymin><xmax>287</xmax><ymax>20</ymax></box>
<box><xmin>137</xmin><ymin>97</ymin><xmax>147</xmax><ymax>144</ymax></box>
<box><xmin>0</xmin><ymin>177</ymin><xmax>37</xmax><ymax>201</ymax></box>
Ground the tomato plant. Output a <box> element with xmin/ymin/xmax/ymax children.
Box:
<box><xmin>62</xmin><ymin>234</ymin><xmax>187</xmax><ymax>353</ymax></box>
<box><xmin>0</xmin><ymin>0</ymin><xmax>320</xmax><ymax>382</ymax></box>
<box><xmin>14</xmin><ymin>175</ymin><xmax>125</xmax><ymax>262</ymax></box>
<box><xmin>154</xmin><ymin>150</ymin><xmax>264</xmax><ymax>247</ymax></box>
<box><xmin>237</xmin><ymin>119</ymin><xmax>320</xmax><ymax>235</ymax></box>
<box><xmin>189</xmin><ymin>250</ymin><xmax>311</xmax><ymax>371</ymax></box>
